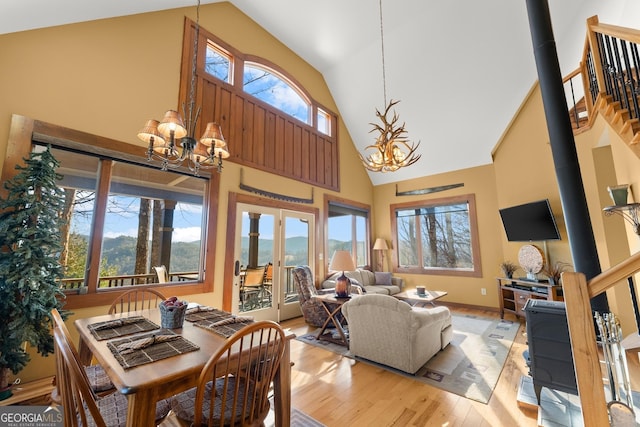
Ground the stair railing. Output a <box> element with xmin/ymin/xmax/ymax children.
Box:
<box><xmin>567</xmin><ymin>16</ymin><xmax>640</xmax><ymax>133</ymax></box>
<box><xmin>562</xmin><ymin>251</ymin><xmax>640</xmax><ymax>426</ymax></box>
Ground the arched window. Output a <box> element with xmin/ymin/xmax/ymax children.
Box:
<box><xmin>186</xmin><ymin>21</ymin><xmax>339</xmax><ymax>191</ymax></box>
<box><xmin>243</xmin><ymin>62</ymin><xmax>311</xmax><ymax>125</ymax></box>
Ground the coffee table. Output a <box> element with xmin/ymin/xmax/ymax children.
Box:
<box><xmin>393</xmin><ymin>289</ymin><xmax>447</xmax><ymax>307</ymax></box>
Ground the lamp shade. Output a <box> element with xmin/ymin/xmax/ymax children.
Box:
<box><xmin>157</xmin><ymin>110</ymin><xmax>187</xmax><ymax>139</ymax></box>
<box><xmin>137</xmin><ymin>119</ymin><xmax>166</xmax><ymax>145</ymax></box>
<box><xmin>373</xmin><ymin>238</ymin><xmax>388</xmax><ymax>250</ymax></box>
<box><xmin>329</xmin><ymin>250</ymin><xmax>355</xmax><ymax>272</ymax></box>
<box><xmin>200</xmin><ymin>122</ymin><xmax>226</xmax><ymax>147</ymax></box>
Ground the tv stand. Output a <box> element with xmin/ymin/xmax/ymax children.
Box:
<box><xmin>497</xmin><ymin>277</ymin><xmax>563</xmax><ymax>319</ymax></box>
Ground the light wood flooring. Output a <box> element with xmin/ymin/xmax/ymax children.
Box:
<box><xmin>28</xmin><ymin>305</ymin><xmax>640</xmax><ymax>426</ymax></box>
<box><xmin>161</xmin><ymin>305</ymin><xmax>539</xmax><ymax>426</ymax></box>
<box><xmin>280</xmin><ymin>306</ymin><xmax>539</xmax><ymax>427</ymax></box>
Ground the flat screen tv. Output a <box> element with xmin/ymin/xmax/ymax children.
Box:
<box><xmin>499</xmin><ymin>199</ymin><xmax>561</xmax><ymax>242</ymax></box>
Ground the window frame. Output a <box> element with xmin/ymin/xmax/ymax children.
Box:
<box><xmin>324</xmin><ymin>194</ymin><xmax>372</xmax><ymax>271</ymax></box>
<box><xmin>2</xmin><ymin>115</ymin><xmax>219</xmax><ymax>309</ymax></box>
<box><xmin>390</xmin><ymin>194</ymin><xmax>482</xmax><ymax>277</ymax></box>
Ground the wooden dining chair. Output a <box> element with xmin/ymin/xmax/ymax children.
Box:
<box><xmin>52</xmin><ymin>319</ymin><xmax>171</xmax><ymax>427</ymax></box>
<box><xmin>169</xmin><ymin>320</ymin><xmax>286</xmax><ymax>426</ymax></box>
<box><xmin>108</xmin><ymin>288</ymin><xmax>167</xmax><ymax>314</ymax></box>
<box><xmin>50</xmin><ymin>308</ymin><xmax>114</xmax><ymax>395</ymax></box>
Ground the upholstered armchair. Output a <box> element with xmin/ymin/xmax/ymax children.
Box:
<box><xmin>292</xmin><ymin>265</ymin><xmax>340</xmax><ymax>328</ymax></box>
<box><xmin>341</xmin><ymin>294</ymin><xmax>452</xmax><ymax>374</ymax></box>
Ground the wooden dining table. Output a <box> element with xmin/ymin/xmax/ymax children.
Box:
<box><xmin>75</xmin><ymin>307</ymin><xmax>294</xmax><ymax>427</ymax></box>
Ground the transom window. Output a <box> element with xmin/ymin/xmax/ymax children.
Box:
<box><xmin>243</xmin><ymin>62</ymin><xmax>310</xmax><ymax>125</ymax></box>
<box><xmin>205</xmin><ymin>42</ymin><xmax>232</xmax><ymax>83</ymax></box>
<box><xmin>392</xmin><ymin>194</ymin><xmax>481</xmax><ymax>277</ymax></box>
<box><xmin>202</xmin><ymin>35</ymin><xmax>324</xmax><ymax>131</ymax></box>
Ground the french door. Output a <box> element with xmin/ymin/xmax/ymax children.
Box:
<box><xmin>233</xmin><ymin>203</ymin><xmax>313</xmax><ymax>322</ymax></box>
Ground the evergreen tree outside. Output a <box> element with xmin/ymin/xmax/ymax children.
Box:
<box><xmin>0</xmin><ymin>146</ymin><xmax>68</xmax><ymax>392</ymax></box>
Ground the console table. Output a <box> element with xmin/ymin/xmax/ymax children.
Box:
<box><xmin>497</xmin><ymin>277</ymin><xmax>562</xmax><ymax>319</ymax></box>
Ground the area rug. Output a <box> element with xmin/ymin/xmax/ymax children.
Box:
<box><xmin>295</xmin><ymin>314</ymin><xmax>519</xmax><ymax>404</ymax></box>
<box><xmin>265</xmin><ymin>399</ymin><xmax>326</xmax><ymax>427</ymax></box>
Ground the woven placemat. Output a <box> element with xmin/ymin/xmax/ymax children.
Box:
<box><xmin>88</xmin><ymin>316</ymin><xmax>160</xmax><ymax>341</ymax></box>
<box><xmin>194</xmin><ymin>319</ymin><xmax>254</xmax><ymax>338</ymax></box>
<box><xmin>107</xmin><ymin>329</ymin><xmax>200</xmax><ymax>369</ymax></box>
<box><xmin>185</xmin><ymin>306</ymin><xmax>233</xmax><ymax>323</ymax></box>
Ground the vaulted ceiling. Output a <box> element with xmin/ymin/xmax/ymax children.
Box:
<box><xmin>1</xmin><ymin>0</ymin><xmax>637</xmax><ymax>185</ymax></box>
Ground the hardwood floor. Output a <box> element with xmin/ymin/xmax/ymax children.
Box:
<box><xmin>282</xmin><ymin>306</ymin><xmax>539</xmax><ymax>427</ymax></box>
<box><xmin>38</xmin><ymin>304</ymin><xmax>640</xmax><ymax>426</ymax></box>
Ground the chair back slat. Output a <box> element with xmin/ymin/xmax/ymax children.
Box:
<box><xmin>193</xmin><ymin>321</ymin><xmax>285</xmax><ymax>426</ymax></box>
<box><xmin>108</xmin><ymin>288</ymin><xmax>166</xmax><ymax>314</ymax></box>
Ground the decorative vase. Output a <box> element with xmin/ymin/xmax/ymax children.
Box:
<box><xmin>335</xmin><ymin>273</ymin><xmax>350</xmax><ymax>298</ymax></box>
<box><xmin>608</xmin><ymin>184</ymin><xmax>629</xmax><ymax>206</ymax></box>
<box><xmin>159</xmin><ymin>301</ymin><xmax>188</xmax><ymax>328</ymax></box>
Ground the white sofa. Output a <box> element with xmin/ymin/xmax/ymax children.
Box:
<box><xmin>341</xmin><ymin>294</ymin><xmax>452</xmax><ymax>374</ymax></box>
<box><xmin>321</xmin><ymin>268</ymin><xmax>404</xmax><ymax>295</ymax></box>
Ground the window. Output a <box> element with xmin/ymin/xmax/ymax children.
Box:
<box><xmin>205</xmin><ymin>42</ymin><xmax>232</xmax><ymax>83</ymax></box>
<box><xmin>327</xmin><ymin>199</ymin><xmax>370</xmax><ymax>268</ymax></box>
<box><xmin>243</xmin><ymin>62</ymin><xmax>311</xmax><ymax>125</ymax></box>
<box><xmin>49</xmin><ymin>146</ymin><xmax>207</xmax><ymax>292</ymax></box>
<box><xmin>192</xmin><ymin>28</ymin><xmax>339</xmax><ymax>190</ymax></box>
<box><xmin>392</xmin><ymin>194</ymin><xmax>481</xmax><ymax>277</ymax></box>
<box><xmin>317</xmin><ymin>108</ymin><xmax>331</xmax><ymax>136</ymax></box>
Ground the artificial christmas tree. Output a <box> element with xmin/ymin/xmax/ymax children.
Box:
<box><xmin>0</xmin><ymin>145</ymin><xmax>67</xmax><ymax>397</ymax></box>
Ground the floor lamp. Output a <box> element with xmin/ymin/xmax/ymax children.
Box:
<box><xmin>373</xmin><ymin>238</ymin><xmax>388</xmax><ymax>272</ymax></box>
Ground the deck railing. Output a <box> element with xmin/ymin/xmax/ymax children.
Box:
<box><xmin>60</xmin><ymin>271</ymin><xmax>199</xmax><ymax>291</ymax></box>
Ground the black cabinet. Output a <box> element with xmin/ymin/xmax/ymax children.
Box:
<box><xmin>524</xmin><ymin>299</ymin><xmax>578</xmax><ymax>403</ymax></box>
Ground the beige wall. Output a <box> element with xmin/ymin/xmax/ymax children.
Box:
<box><xmin>0</xmin><ymin>3</ymin><xmax>372</xmax><ymax>383</ymax></box>
<box><xmin>3</xmin><ymin>2</ymin><xmax>640</xmax><ymax>386</ymax></box>
<box><xmin>373</xmin><ymin>165</ymin><xmax>501</xmax><ymax>306</ymax></box>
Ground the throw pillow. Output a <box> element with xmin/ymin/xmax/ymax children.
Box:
<box><xmin>374</xmin><ymin>272</ymin><xmax>392</xmax><ymax>286</ymax></box>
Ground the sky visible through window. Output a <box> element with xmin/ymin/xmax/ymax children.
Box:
<box><xmin>71</xmin><ymin>195</ymin><xmax>204</xmax><ymax>242</ymax></box>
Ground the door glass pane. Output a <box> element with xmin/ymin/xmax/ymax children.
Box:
<box><xmin>283</xmin><ymin>217</ymin><xmax>309</xmax><ymax>304</ymax></box>
<box><xmin>239</xmin><ymin>211</ymin><xmax>274</xmax><ymax>312</ymax></box>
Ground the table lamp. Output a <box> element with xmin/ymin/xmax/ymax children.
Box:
<box><xmin>329</xmin><ymin>250</ymin><xmax>356</xmax><ymax>297</ymax></box>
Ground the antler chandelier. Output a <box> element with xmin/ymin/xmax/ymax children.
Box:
<box><xmin>137</xmin><ymin>0</ymin><xmax>230</xmax><ymax>176</ymax></box>
<box><xmin>359</xmin><ymin>0</ymin><xmax>420</xmax><ymax>173</ymax></box>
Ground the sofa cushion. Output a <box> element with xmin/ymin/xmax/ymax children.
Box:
<box><xmin>374</xmin><ymin>272</ymin><xmax>393</xmax><ymax>286</ymax></box>
<box><xmin>321</xmin><ymin>268</ymin><xmax>404</xmax><ymax>295</ymax></box>
<box><xmin>345</xmin><ymin>269</ymin><xmax>375</xmax><ymax>286</ymax></box>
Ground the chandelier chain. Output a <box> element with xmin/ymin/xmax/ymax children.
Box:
<box><xmin>379</xmin><ymin>0</ymin><xmax>387</xmax><ymax>108</ymax></box>
<box><xmin>186</xmin><ymin>0</ymin><xmax>201</xmax><ymax>138</ymax></box>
